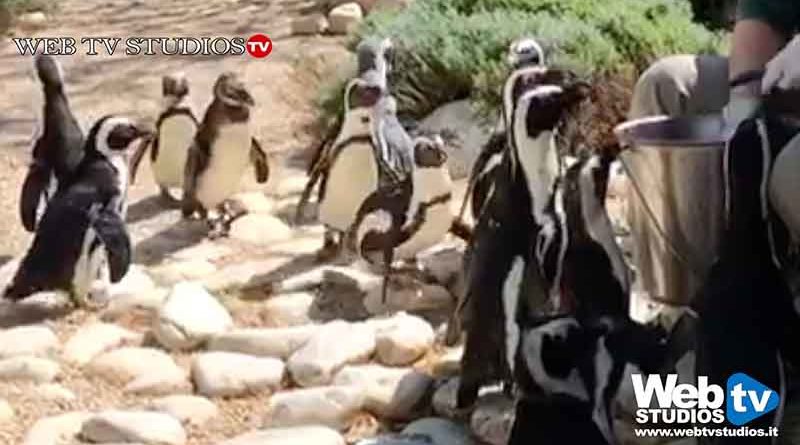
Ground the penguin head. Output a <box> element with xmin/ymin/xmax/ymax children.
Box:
<box><xmin>214</xmin><ymin>72</ymin><xmax>255</xmax><ymax>108</ymax></box>
<box><xmin>507</xmin><ymin>37</ymin><xmax>545</xmax><ymax>69</ymax></box>
<box><xmin>356</xmin><ymin>36</ymin><xmax>394</xmax><ymax>83</ymax></box>
<box><xmin>162</xmin><ymin>72</ymin><xmax>189</xmax><ymax>99</ymax></box>
<box><xmin>512</xmin><ymin>71</ymin><xmax>590</xmax><ymax>138</ymax></box>
<box><xmin>88</xmin><ymin>116</ymin><xmax>149</xmax><ymax>157</ymax></box>
<box><xmin>412</xmin><ymin>134</ymin><xmax>447</xmax><ymax>168</ymax></box>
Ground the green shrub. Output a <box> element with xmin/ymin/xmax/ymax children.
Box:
<box><xmin>316</xmin><ymin>0</ymin><xmax>725</xmax><ymax>148</ymax></box>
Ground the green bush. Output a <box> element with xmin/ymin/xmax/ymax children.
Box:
<box><xmin>316</xmin><ymin>0</ymin><xmax>725</xmax><ymax>148</ymax></box>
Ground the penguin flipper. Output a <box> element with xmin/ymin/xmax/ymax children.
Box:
<box><xmin>91</xmin><ymin>207</ymin><xmax>131</xmax><ymax>283</ymax></box>
<box><xmin>376</xmin><ymin>112</ymin><xmax>415</xmax><ymax>184</ymax></box>
<box><xmin>19</xmin><ymin>161</ymin><xmax>51</xmax><ymax>232</ymax></box>
<box><xmin>182</xmin><ymin>141</ymin><xmax>206</xmax><ymax>217</ymax></box>
<box><xmin>250</xmin><ymin>138</ymin><xmax>270</xmax><ymax>184</ymax></box>
<box><xmin>128</xmin><ymin>133</ymin><xmax>154</xmax><ymax>184</ymax></box>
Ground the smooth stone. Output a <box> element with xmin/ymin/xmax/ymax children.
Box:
<box><xmin>0</xmin><ymin>325</ymin><xmax>58</xmax><ymax>359</ymax></box>
<box><xmin>374</xmin><ymin>312</ymin><xmax>434</xmax><ymax>366</ymax></box>
<box><xmin>470</xmin><ymin>393</ymin><xmax>515</xmax><ymax>445</ymax></box>
<box><xmin>432</xmin><ymin>346</ymin><xmax>463</xmax><ymax>377</ymax></box>
<box><xmin>100</xmin><ymin>288</ymin><xmax>168</xmax><ymax>321</ymax></box>
<box><xmin>203</xmin><ymin>258</ymin><xmax>293</xmax><ymax>293</ymax></box>
<box><xmin>149</xmin><ymin>259</ymin><xmax>218</xmax><ymax>286</ymax></box>
<box><xmin>261</xmin><ymin>293</ymin><xmax>314</xmax><ymax>327</ymax></box>
<box><xmin>87</xmin><ymin>347</ymin><xmax>187</xmax><ymax>394</ymax></box>
<box><xmin>153</xmin><ymin>282</ymin><xmax>233</xmax><ymax>351</ymax></box>
<box><xmin>327</xmin><ymin>2</ymin><xmax>363</xmax><ymax>35</ymax></box>
<box><xmin>288</xmin><ymin>321</ymin><xmax>376</xmax><ymax>387</ymax></box>
<box><xmin>219</xmin><ymin>426</ymin><xmax>345</xmax><ymax>445</ymax></box>
<box><xmin>150</xmin><ymin>395</ymin><xmax>218</xmax><ymax>426</ymax></box>
<box><xmin>192</xmin><ymin>352</ymin><xmax>285</xmax><ymax>397</ymax></box>
<box><xmin>333</xmin><ymin>364</ymin><xmax>434</xmax><ymax>420</ymax></box>
<box><xmin>364</xmin><ymin>281</ymin><xmax>453</xmax><ymax>316</ymax></box>
<box><xmin>23</xmin><ymin>411</ymin><xmax>92</xmax><ymax>445</ymax></box>
<box><xmin>432</xmin><ymin>378</ymin><xmax>460</xmax><ymax>418</ymax></box>
<box><xmin>80</xmin><ymin>410</ymin><xmax>187</xmax><ymax>445</ymax></box>
<box><xmin>264</xmin><ymin>385</ymin><xmax>365</xmax><ymax>430</ymax></box>
<box><xmin>230</xmin><ymin>192</ymin><xmax>276</xmax><ymax>214</ymax></box>
<box><xmin>229</xmin><ymin>214</ymin><xmax>292</xmax><ymax>246</ymax></box>
<box><xmin>109</xmin><ymin>265</ymin><xmax>156</xmax><ymax>300</ymax></box>
<box><xmin>291</xmin><ymin>13</ymin><xmax>329</xmax><ymax>35</ymax></box>
<box><xmin>16</xmin><ymin>11</ymin><xmax>47</xmax><ymax>30</ymax></box>
<box><xmin>208</xmin><ymin>325</ymin><xmax>318</xmax><ymax>360</ymax></box>
<box><xmin>63</xmin><ymin>322</ymin><xmax>141</xmax><ymax>365</ymax></box>
<box><xmin>402</xmin><ymin>418</ymin><xmax>476</xmax><ymax>445</ymax></box>
<box><xmin>0</xmin><ymin>356</ymin><xmax>60</xmax><ymax>383</ymax></box>
<box><xmin>169</xmin><ymin>242</ymin><xmax>232</xmax><ymax>262</ymax></box>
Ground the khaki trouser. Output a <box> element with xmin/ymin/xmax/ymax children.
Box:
<box><xmin>627</xmin><ymin>54</ymin><xmax>800</xmax><ymax>305</ymax></box>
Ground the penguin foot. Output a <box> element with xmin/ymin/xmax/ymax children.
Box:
<box><xmin>316</xmin><ymin>231</ymin><xmax>343</xmax><ymax>262</ymax></box>
<box><xmin>158</xmin><ymin>187</ymin><xmax>182</xmax><ymax>208</ymax></box>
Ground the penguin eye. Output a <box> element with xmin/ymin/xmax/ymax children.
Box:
<box><xmin>361</xmin><ymin>116</ymin><xmax>370</xmax><ymax>124</ymax></box>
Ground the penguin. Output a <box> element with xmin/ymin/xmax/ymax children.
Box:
<box><xmin>456</xmin><ymin>68</ymin><xmax>593</xmax><ymax>409</ymax></box>
<box><xmin>296</xmin><ymin>37</ymin><xmax>413</xmax><ymax>259</ymax></box>
<box><xmin>693</xmin><ymin>114</ymin><xmax>800</xmax><ymax>444</ymax></box>
<box><xmin>20</xmin><ymin>54</ymin><xmax>85</xmax><ymax>232</ymax></box>
<box><xmin>182</xmin><ymin>72</ymin><xmax>270</xmax><ymax>237</ymax></box>
<box><xmin>456</xmin><ymin>36</ymin><xmax>546</xmax><ymax>225</ymax></box>
<box><xmin>5</xmin><ymin>116</ymin><xmax>147</xmax><ymax>306</ymax></box>
<box><xmin>349</xmin><ymin>134</ymin><xmax>453</xmax><ymax>301</ymax></box>
<box><xmin>130</xmin><ymin>72</ymin><xmax>198</xmax><ymax>204</ymax></box>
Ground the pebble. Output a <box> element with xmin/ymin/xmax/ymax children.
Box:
<box><xmin>288</xmin><ymin>321</ymin><xmax>376</xmax><ymax>387</ymax></box>
<box><xmin>327</xmin><ymin>2</ymin><xmax>363</xmax><ymax>35</ymax></box>
<box><xmin>229</xmin><ymin>214</ymin><xmax>293</xmax><ymax>246</ymax></box>
<box><xmin>149</xmin><ymin>395</ymin><xmax>218</xmax><ymax>426</ymax></box>
<box><xmin>63</xmin><ymin>322</ymin><xmax>141</xmax><ymax>365</ymax></box>
<box><xmin>0</xmin><ymin>356</ymin><xmax>60</xmax><ymax>383</ymax></box>
<box><xmin>208</xmin><ymin>325</ymin><xmax>318</xmax><ymax>360</ymax></box>
<box><xmin>374</xmin><ymin>312</ymin><xmax>434</xmax><ymax>366</ymax></box>
<box><xmin>87</xmin><ymin>347</ymin><xmax>188</xmax><ymax>394</ymax></box>
<box><xmin>80</xmin><ymin>410</ymin><xmax>187</xmax><ymax>445</ymax></box>
<box><xmin>470</xmin><ymin>393</ymin><xmax>515</xmax><ymax>445</ymax></box>
<box><xmin>264</xmin><ymin>385</ymin><xmax>366</xmax><ymax>430</ymax></box>
<box><xmin>192</xmin><ymin>352</ymin><xmax>285</xmax><ymax>397</ymax></box>
<box><xmin>0</xmin><ymin>325</ymin><xmax>58</xmax><ymax>359</ymax></box>
<box><xmin>333</xmin><ymin>364</ymin><xmax>434</xmax><ymax>420</ymax></box>
<box><xmin>220</xmin><ymin>426</ymin><xmax>345</xmax><ymax>445</ymax></box>
<box><xmin>153</xmin><ymin>282</ymin><xmax>233</xmax><ymax>351</ymax></box>
<box><xmin>23</xmin><ymin>411</ymin><xmax>91</xmax><ymax>445</ymax></box>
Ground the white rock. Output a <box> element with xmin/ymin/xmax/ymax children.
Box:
<box><xmin>0</xmin><ymin>356</ymin><xmax>60</xmax><ymax>383</ymax></box>
<box><xmin>150</xmin><ymin>395</ymin><xmax>218</xmax><ymax>425</ymax></box>
<box><xmin>375</xmin><ymin>313</ymin><xmax>434</xmax><ymax>366</ymax></box>
<box><xmin>0</xmin><ymin>325</ymin><xmax>58</xmax><ymax>359</ymax></box>
<box><xmin>63</xmin><ymin>322</ymin><xmax>141</xmax><ymax>365</ymax></box>
<box><xmin>16</xmin><ymin>11</ymin><xmax>47</xmax><ymax>30</ymax></box>
<box><xmin>23</xmin><ymin>411</ymin><xmax>91</xmax><ymax>445</ymax></box>
<box><xmin>203</xmin><ymin>258</ymin><xmax>293</xmax><ymax>293</ymax></box>
<box><xmin>328</xmin><ymin>2</ymin><xmax>363</xmax><ymax>35</ymax></box>
<box><xmin>81</xmin><ymin>410</ymin><xmax>187</xmax><ymax>445</ymax></box>
<box><xmin>208</xmin><ymin>325</ymin><xmax>317</xmax><ymax>359</ymax></box>
<box><xmin>364</xmin><ymin>281</ymin><xmax>453</xmax><ymax>315</ymax></box>
<box><xmin>35</xmin><ymin>383</ymin><xmax>77</xmax><ymax>402</ymax></box>
<box><xmin>231</xmin><ymin>192</ymin><xmax>276</xmax><ymax>214</ymax></box>
<box><xmin>292</xmin><ymin>13</ymin><xmax>329</xmax><ymax>35</ymax></box>
<box><xmin>419</xmin><ymin>100</ymin><xmax>493</xmax><ymax>180</ymax></box>
<box><xmin>87</xmin><ymin>347</ymin><xmax>187</xmax><ymax>393</ymax></box>
<box><xmin>402</xmin><ymin>418</ymin><xmax>476</xmax><ymax>445</ymax></box>
<box><xmin>432</xmin><ymin>346</ymin><xmax>463</xmax><ymax>376</ymax></box>
<box><xmin>149</xmin><ymin>259</ymin><xmax>218</xmax><ymax>286</ymax></box>
<box><xmin>220</xmin><ymin>426</ymin><xmax>345</xmax><ymax>445</ymax></box>
<box><xmin>192</xmin><ymin>352</ymin><xmax>285</xmax><ymax>397</ymax></box>
<box><xmin>153</xmin><ymin>282</ymin><xmax>233</xmax><ymax>351</ymax></box>
<box><xmin>230</xmin><ymin>214</ymin><xmax>292</xmax><ymax>246</ymax></box>
<box><xmin>264</xmin><ymin>385</ymin><xmax>365</xmax><ymax>430</ymax></box>
<box><xmin>418</xmin><ymin>246</ymin><xmax>464</xmax><ymax>287</ymax></box>
<box><xmin>333</xmin><ymin>365</ymin><xmax>433</xmax><ymax>420</ymax></box>
<box><xmin>100</xmin><ymin>288</ymin><xmax>168</xmax><ymax>321</ymax></box>
<box><xmin>432</xmin><ymin>378</ymin><xmax>460</xmax><ymax>418</ymax></box>
<box><xmin>109</xmin><ymin>265</ymin><xmax>156</xmax><ymax>300</ymax></box>
<box><xmin>0</xmin><ymin>399</ymin><xmax>13</xmax><ymax>423</ymax></box>
<box><xmin>470</xmin><ymin>394</ymin><xmax>515</xmax><ymax>445</ymax></box>
<box><xmin>288</xmin><ymin>321</ymin><xmax>376</xmax><ymax>387</ymax></box>
<box><xmin>170</xmin><ymin>241</ymin><xmax>232</xmax><ymax>263</ymax></box>
<box><xmin>262</xmin><ymin>292</ymin><xmax>314</xmax><ymax>327</ymax></box>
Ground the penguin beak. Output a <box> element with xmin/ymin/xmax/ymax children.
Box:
<box><xmin>238</xmin><ymin>88</ymin><xmax>255</xmax><ymax>106</ymax></box>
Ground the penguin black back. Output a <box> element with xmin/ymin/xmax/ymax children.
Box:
<box><xmin>20</xmin><ymin>54</ymin><xmax>85</xmax><ymax>232</ymax></box>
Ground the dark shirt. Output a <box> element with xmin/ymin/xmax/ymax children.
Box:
<box><xmin>738</xmin><ymin>0</ymin><xmax>800</xmax><ymax>36</ymax></box>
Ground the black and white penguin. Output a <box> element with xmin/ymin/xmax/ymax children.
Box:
<box><xmin>130</xmin><ymin>72</ymin><xmax>198</xmax><ymax>203</ymax></box>
<box><xmin>456</xmin><ymin>68</ymin><xmax>591</xmax><ymax>409</ymax></box>
<box><xmin>694</xmin><ymin>114</ymin><xmax>800</xmax><ymax>443</ymax></box>
<box><xmin>349</xmin><ymin>134</ymin><xmax>453</xmax><ymax>301</ymax></box>
<box><xmin>5</xmin><ymin>116</ymin><xmax>147</xmax><ymax>306</ymax></box>
<box><xmin>20</xmin><ymin>54</ymin><xmax>85</xmax><ymax>232</ymax></box>
<box><xmin>182</xmin><ymin>72</ymin><xmax>270</xmax><ymax>236</ymax></box>
<box><xmin>296</xmin><ymin>38</ymin><xmax>413</xmax><ymax>259</ymax></box>
<box><xmin>456</xmin><ymin>37</ymin><xmax>546</xmax><ymax>225</ymax></box>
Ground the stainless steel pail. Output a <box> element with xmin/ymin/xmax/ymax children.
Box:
<box><xmin>614</xmin><ymin>114</ymin><xmax>727</xmax><ymax>305</ymax></box>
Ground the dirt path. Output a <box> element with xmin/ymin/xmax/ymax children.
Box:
<box><xmin>0</xmin><ymin>0</ymin><xmax>352</xmax><ymax>259</ymax></box>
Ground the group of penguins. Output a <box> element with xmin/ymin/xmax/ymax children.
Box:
<box><xmin>7</xmin><ymin>33</ymin><xmax>800</xmax><ymax>445</ymax></box>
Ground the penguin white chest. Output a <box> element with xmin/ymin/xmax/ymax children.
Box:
<box><xmin>154</xmin><ymin>115</ymin><xmax>196</xmax><ymax>188</ymax></box>
<box><xmin>318</xmin><ymin>140</ymin><xmax>379</xmax><ymax>232</ymax></box>
<box><xmin>72</xmin><ymin>227</ymin><xmax>108</xmax><ymax>305</ymax></box>
<box><xmin>395</xmin><ymin>167</ymin><xmax>453</xmax><ymax>259</ymax></box>
<box><xmin>197</xmin><ymin>122</ymin><xmax>252</xmax><ymax>210</ymax></box>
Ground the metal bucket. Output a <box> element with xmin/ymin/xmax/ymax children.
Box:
<box><xmin>614</xmin><ymin>114</ymin><xmax>727</xmax><ymax>306</ymax></box>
